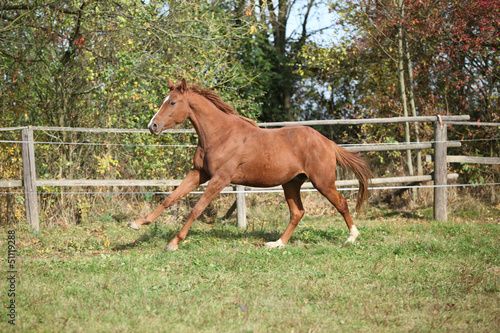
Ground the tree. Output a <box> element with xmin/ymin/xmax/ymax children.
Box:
<box><xmin>0</xmin><ymin>0</ymin><xmax>262</xmax><ymax>129</ymax></box>
<box><xmin>241</xmin><ymin>0</ymin><xmax>335</xmax><ymax>121</ymax></box>
<box><xmin>0</xmin><ymin>0</ymin><xmax>263</xmax><ymax>183</ymax></box>
<box><xmin>324</xmin><ymin>0</ymin><xmax>499</xmax><ymax>184</ymax></box>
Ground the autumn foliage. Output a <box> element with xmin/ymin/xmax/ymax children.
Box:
<box><xmin>0</xmin><ymin>1</ymin><xmax>498</xmax><ymax>224</ymax></box>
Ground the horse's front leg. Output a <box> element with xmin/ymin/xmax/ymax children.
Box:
<box><xmin>128</xmin><ymin>169</ymin><xmax>209</xmax><ymax>230</ymax></box>
<box><xmin>166</xmin><ymin>176</ymin><xmax>231</xmax><ymax>251</ymax></box>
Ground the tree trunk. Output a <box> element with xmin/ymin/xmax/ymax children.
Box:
<box><xmin>405</xmin><ymin>35</ymin><xmax>423</xmax><ymax>176</ymax></box>
<box><xmin>263</xmin><ymin>0</ymin><xmax>295</xmax><ymax>120</ymax></box>
<box><xmin>397</xmin><ymin>0</ymin><xmax>414</xmax><ymax>178</ymax></box>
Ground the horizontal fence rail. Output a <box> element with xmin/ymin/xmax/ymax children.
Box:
<box><xmin>2</xmin><ymin>114</ymin><xmax>500</xmax><ymax>230</ymax></box>
<box><xmin>0</xmin><ymin>174</ymin><xmax>462</xmax><ymax>192</ymax></box>
<box><xmin>2</xmin><ymin>115</ymin><xmax>488</xmax><ymax>133</ymax></box>
<box><xmin>259</xmin><ymin>115</ymin><xmax>473</xmax><ymax>127</ymax></box>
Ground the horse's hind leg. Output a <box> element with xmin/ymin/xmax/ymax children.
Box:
<box><xmin>311</xmin><ymin>178</ymin><xmax>360</xmax><ymax>245</ymax></box>
<box><xmin>265</xmin><ymin>180</ymin><xmax>305</xmax><ymax>248</ymax></box>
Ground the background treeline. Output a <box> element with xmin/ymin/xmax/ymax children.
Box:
<box><xmin>1</xmin><ymin>0</ymin><xmax>499</xmax><ymax>224</ymax></box>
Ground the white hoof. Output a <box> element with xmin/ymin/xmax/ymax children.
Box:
<box><xmin>265</xmin><ymin>239</ymin><xmax>284</xmax><ymax>249</ymax></box>
<box><xmin>127</xmin><ymin>222</ymin><xmax>140</xmax><ymax>230</ymax></box>
<box><xmin>342</xmin><ymin>226</ymin><xmax>360</xmax><ymax>247</ymax></box>
<box><xmin>165</xmin><ymin>245</ymin><xmax>178</xmax><ymax>252</ymax></box>
<box><xmin>342</xmin><ymin>237</ymin><xmax>356</xmax><ymax>247</ymax></box>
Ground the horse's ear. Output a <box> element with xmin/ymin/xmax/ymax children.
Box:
<box><xmin>179</xmin><ymin>78</ymin><xmax>188</xmax><ymax>93</ymax></box>
<box><xmin>168</xmin><ymin>78</ymin><xmax>175</xmax><ymax>91</ymax></box>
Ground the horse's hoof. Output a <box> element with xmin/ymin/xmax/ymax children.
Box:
<box><xmin>342</xmin><ymin>226</ymin><xmax>359</xmax><ymax>247</ymax></box>
<box><xmin>342</xmin><ymin>238</ymin><xmax>355</xmax><ymax>248</ymax></box>
<box><xmin>265</xmin><ymin>239</ymin><xmax>284</xmax><ymax>249</ymax></box>
<box><xmin>127</xmin><ymin>222</ymin><xmax>141</xmax><ymax>230</ymax></box>
<box><xmin>165</xmin><ymin>245</ymin><xmax>178</xmax><ymax>252</ymax></box>
<box><xmin>342</xmin><ymin>235</ymin><xmax>358</xmax><ymax>247</ymax></box>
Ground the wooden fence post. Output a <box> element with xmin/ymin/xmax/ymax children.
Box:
<box><xmin>236</xmin><ymin>185</ymin><xmax>247</xmax><ymax>228</ymax></box>
<box><xmin>21</xmin><ymin>127</ymin><xmax>39</xmax><ymax>231</ymax></box>
<box><xmin>434</xmin><ymin>119</ymin><xmax>447</xmax><ymax>222</ymax></box>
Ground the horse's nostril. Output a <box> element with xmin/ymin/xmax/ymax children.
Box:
<box><xmin>149</xmin><ymin>121</ymin><xmax>159</xmax><ymax>134</ymax></box>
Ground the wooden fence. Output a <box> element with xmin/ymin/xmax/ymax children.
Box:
<box><xmin>2</xmin><ymin>115</ymin><xmax>500</xmax><ymax>231</ymax></box>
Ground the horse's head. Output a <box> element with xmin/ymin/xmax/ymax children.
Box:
<box><xmin>148</xmin><ymin>78</ymin><xmax>190</xmax><ymax>135</ymax></box>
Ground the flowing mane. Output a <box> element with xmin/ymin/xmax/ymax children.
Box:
<box><xmin>189</xmin><ymin>86</ymin><xmax>258</xmax><ymax>127</ymax></box>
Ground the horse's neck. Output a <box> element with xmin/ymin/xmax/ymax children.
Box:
<box><xmin>187</xmin><ymin>93</ymin><xmax>233</xmax><ymax>148</ymax></box>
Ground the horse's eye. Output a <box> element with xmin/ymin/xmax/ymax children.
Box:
<box><xmin>170</xmin><ymin>101</ymin><xmax>176</xmax><ymax>106</ymax></box>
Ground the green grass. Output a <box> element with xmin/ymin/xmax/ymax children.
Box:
<box><xmin>1</xmin><ymin>203</ymin><xmax>499</xmax><ymax>332</ymax></box>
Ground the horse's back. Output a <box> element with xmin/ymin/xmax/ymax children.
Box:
<box><xmin>230</xmin><ymin>125</ymin><xmax>334</xmax><ymax>187</ymax></box>
<box><xmin>266</xmin><ymin>125</ymin><xmax>333</xmax><ymax>155</ymax></box>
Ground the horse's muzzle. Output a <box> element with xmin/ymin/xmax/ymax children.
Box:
<box><xmin>148</xmin><ymin>121</ymin><xmax>161</xmax><ymax>135</ymax></box>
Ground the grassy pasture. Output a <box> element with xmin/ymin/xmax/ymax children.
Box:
<box><xmin>1</xmin><ymin>198</ymin><xmax>499</xmax><ymax>332</ymax></box>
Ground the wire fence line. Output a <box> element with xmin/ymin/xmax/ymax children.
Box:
<box><xmin>1</xmin><ymin>115</ymin><xmax>498</xmax><ymax>228</ymax></box>
<box><xmin>1</xmin><ymin>133</ymin><xmax>498</xmax><ymax>195</ymax></box>
<box><xmin>2</xmin><ymin>181</ymin><xmax>499</xmax><ymax>196</ymax></box>
<box><xmin>0</xmin><ymin>114</ymin><xmax>497</xmax><ymax>148</ymax></box>
<box><xmin>1</xmin><ymin>115</ymin><xmax>493</xmax><ymax>134</ymax></box>
<box><xmin>0</xmin><ymin>137</ymin><xmax>498</xmax><ymax>148</ymax></box>
<box><xmin>0</xmin><ymin>140</ymin><xmax>197</xmax><ymax>148</ymax></box>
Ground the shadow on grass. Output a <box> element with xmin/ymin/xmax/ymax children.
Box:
<box><xmin>366</xmin><ymin>209</ymin><xmax>429</xmax><ymax>221</ymax></box>
<box><xmin>112</xmin><ymin>223</ymin><xmax>347</xmax><ymax>251</ymax></box>
<box><xmin>112</xmin><ymin>232</ymin><xmax>159</xmax><ymax>251</ymax></box>
<box><xmin>112</xmin><ymin>224</ymin><xmax>176</xmax><ymax>251</ymax></box>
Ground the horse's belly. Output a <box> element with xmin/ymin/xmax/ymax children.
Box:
<box><xmin>231</xmin><ymin>160</ymin><xmax>304</xmax><ymax>187</ymax></box>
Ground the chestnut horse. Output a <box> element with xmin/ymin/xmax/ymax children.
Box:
<box><xmin>129</xmin><ymin>79</ymin><xmax>372</xmax><ymax>251</ymax></box>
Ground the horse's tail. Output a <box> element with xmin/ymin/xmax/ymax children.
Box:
<box><xmin>331</xmin><ymin>143</ymin><xmax>372</xmax><ymax>212</ymax></box>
